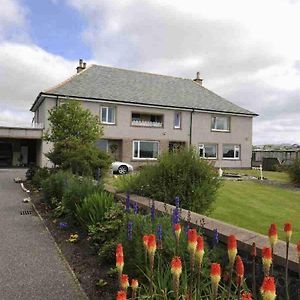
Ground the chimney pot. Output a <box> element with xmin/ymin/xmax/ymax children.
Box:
<box><xmin>76</xmin><ymin>59</ymin><xmax>86</xmax><ymax>73</ymax></box>
<box><xmin>79</xmin><ymin>59</ymin><xmax>83</xmax><ymax>67</ymax></box>
<box><xmin>193</xmin><ymin>71</ymin><xmax>203</xmax><ymax>86</ymax></box>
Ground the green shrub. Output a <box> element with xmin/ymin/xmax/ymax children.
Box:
<box><xmin>75</xmin><ymin>191</ymin><xmax>115</xmax><ymax>229</ymax></box>
<box><xmin>62</xmin><ymin>176</ymin><xmax>101</xmax><ymax>215</ymax></box>
<box><xmin>31</xmin><ymin>167</ymin><xmax>51</xmax><ymax>189</ymax></box>
<box><xmin>41</xmin><ymin>170</ymin><xmax>73</xmax><ymax>207</ymax></box>
<box><xmin>288</xmin><ymin>159</ymin><xmax>300</xmax><ymax>185</ymax></box>
<box><xmin>114</xmin><ymin>148</ymin><xmax>221</xmax><ymax>213</ymax></box>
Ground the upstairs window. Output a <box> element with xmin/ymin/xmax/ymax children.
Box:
<box><xmin>199</xmin><ymin>144</ymin><xmax>217</xmax><ymax>159</ymax></box>
<box><xmin>211</xmin><ymin>116</ymin><xmax>230</xmax><ymax>132</ymax></box>
<box><xmin>131</xmin><ymin>112</ymin><xmax>163</xmax><ymax>127</ymax></box>
<box><xmin>101</xmin><ymin>106</ymin><xmax>115</xmax><ymax>124</ymax></box>
<box><xmin>174</xmin><ymin>111</ymin><xmax>181</xmax><ymax>129</ymax></box>
<box><xmin>223</xmin><ymin>144</ymin><xmax>240</xmax><ymax>159</ymax></box>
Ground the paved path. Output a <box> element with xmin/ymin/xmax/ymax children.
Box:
<box><xmin>0</xmin><ymin>169</ymin><xmax>87</xmax><ymax>300</ymax></box>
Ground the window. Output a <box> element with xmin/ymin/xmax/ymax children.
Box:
<box><xmin>211</xmin><ymin>116</ymin><xmax>230</xmax><ymax>131</ymax></box>
<box><xmin>96</xmin><ymin>139</ymin><xmax>108</xmax><ymax>151</ymax></box>
<box><xmin>174</xmin><ymin>112</ymin><xmax>181</xmax><ymax>129</ymax></box>
<box><xmin>101</xmin><ymin>106</ymin><xmax>115</xmax><ymax>124</ymax></box>
<box><xmin>223</xmin><ymin>144</ymin><xmax>240</xmax><ymax>159</ymax></box>
<box><xmin>131</xmin><ymin>112</ymin><xmax>163</xmax><ymax>127</ymax></box>
<box><xmin>199</xmin><ymin>144</ymin><xmax>217</xmax><ymax>159</ymax></box>
<box><xmin>133</xmin><ymin>141</ymin><xmax>159</xmax><ymax>159</ymax></box>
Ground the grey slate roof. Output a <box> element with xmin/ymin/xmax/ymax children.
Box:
<box><xmin>38</xmin><ymin>65</ymin><xmax>256</xmax><ymax>116</ymax></box>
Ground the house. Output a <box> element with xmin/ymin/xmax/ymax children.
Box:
<box><xmin>30</xmin><ymin>59</ymin><xmax>257</xmax><ymax>169</ymax></box>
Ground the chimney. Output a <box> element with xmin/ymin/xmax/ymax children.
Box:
<box><xmin>193</xmin><ymin>71</ymin><xmax>203</xmax><ymax>86</ymax></box>
<box><xmin>76</xmin><ymin>59</ymin><xmax>87</xmax><ymax>73</ymax></box>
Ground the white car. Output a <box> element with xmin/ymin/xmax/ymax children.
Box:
<box><xmin>111</xmin><ymin>161</ymin><xmax>134</xmax><ymax>174</ymax></box>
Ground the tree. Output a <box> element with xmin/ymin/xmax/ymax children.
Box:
<box><xmin>44</xmin><ymin>101</ymin><xmax>111</xmax><ymax>176</ymax></box>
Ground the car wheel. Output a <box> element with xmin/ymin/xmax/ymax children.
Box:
<box><xmin>118</xmin><ymin>165</ymin><xmax>128</xmax><ymax>175</ymax></box>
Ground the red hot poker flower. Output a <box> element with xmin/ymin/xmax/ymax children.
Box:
<box><xmin>210</xmin><ymin>263</ymin><xmax>221</xmax><ymax>286</ymax></box>
<box><xmin>116</xmin><ymin>244</ymin><xmax>123</xmax><ymax>256</ymax></box>
<box><xmin>174</xmin><ymin>223</ymin><xmax>181</xmax><ymax>240</ymax></box>
<box><xmin>116</xmin><ymin>254</ymin><xmax>124</xmax><ymax>274</ymax></box>
<box><xmin>195</xmin><ymin>235</ymin><xmax>205</xmax><ymax>267</ymax></box>
<box><xmin>147</xmin><ymin>234</ymin><xmax>157</xmax><ymax>255</ymax></box>
<box><xmin>131</xmin><ymin>279</ymin><xmax>138</xmax><ymax>290</ymax></box>
<box><xmin>284</xmin><ymin>223</ymin><xmax>292</xmax><ymax>243</ymax></box>
<box><xmin>120</xmin><ymin>274</ymin><xmax>129</xmax><ymax>290</ymax></box>
<box><xmin>227</xmin><ymin>235</ymin><xmax>237</xmax><ymax>265</ymax></box>
<box><xmin>143</xmin><ymin>235</ymin><xmax>149</xmax><ymax>249</ymax></box>
<box><xmin>241</xmin><ymin>292</ymin><xmax>253</xmax><ymax>300</ymax></box>
<box><xmin>261</xmin><ymin>276</ymin><xmax>276</xmax><ymax>300</ymax></box>
<box><xmin>268</xmin><ymin>224</ymin><xmax>278</xmax><ymax>247</ymax></box>
<box><xmin>235</xmin><ymin>255</ymin><xmax>244</xmax><ymax>284</ymax></box>
<box><xmin>171</xmin><ymin>256</ymin><xmax>182</xmax><ymax>278</ymax></box>
<box><xmin>116</xmin><ymin>290</ymin><xmax>127</xmax><ymax>300</ymax></box>
<box><xmin>262</xmin><ymin>247</ymin><xmax>272</xmax><ymax>276</ymax></box>
<box><xmin>187</xmin><ymin>229</ymin><xmax>198</xmax><ymax>254</ymax></box>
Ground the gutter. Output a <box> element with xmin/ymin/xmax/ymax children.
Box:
<box><xmin>31</xmin><ymin>92</ymin><xmax>258</xmax><ymax>117</ymax></box>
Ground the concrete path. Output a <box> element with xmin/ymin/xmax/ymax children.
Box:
<box><xmin>0</xmin><ymin>169</ymin><xmax>87</xmax><ymax>300</ymax></box>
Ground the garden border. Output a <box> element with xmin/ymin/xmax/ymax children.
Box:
<box><xmin>105</xmin><ymin>185</ymin><xmax>299</xmax><ymax>273</ymax></box>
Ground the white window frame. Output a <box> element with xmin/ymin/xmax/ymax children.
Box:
<box><xmin>132</xmin><ymin>140</ymin><xmax>159</xmax><ymax>160</ymax></box>
<box><xmin>222</xmin><ymin>144</ymin><xmax>240</xmax><ymax>160</ymax></box>
<box><xmin>199</xmin><ymin>144</ymin><xmax>218</xmax><ymax>159</ymax></box>
<box><xmin>174</xmin><ymin>111</ymin><xmax>181</xmax><ymax>129</ymax></box>
<box><xmin>100</xmin><ymin>106</ymin><xmax>115</xmax><ymax>124</ymax></box>
<box><xmin>211</xmin><ymin>115</ymin><xmax>230</xmax><ymax>132</ymax></box>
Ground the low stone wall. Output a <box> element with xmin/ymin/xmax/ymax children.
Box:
<box><xmin>105</xmin><ymin>185</ymin><xmax>299</xmax><ymax>273</ymax></box>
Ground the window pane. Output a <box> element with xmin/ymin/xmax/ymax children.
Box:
<box><xmin>132</xmin><ymin>113</ymin><xmax>140</xmax><ymax>121</ymax></box>
<box><xmin>205</xmin><ymin>145</ymin><xmax>217</xmax><ymax>158</ymax></box>
<box><xmin>96</xmin><ymin>140</ymin><xmax>108</xmax><ymax>151</ymax></box>
<box><xmin>212</xmin><ymin>116</ymin><xmax>229</xmax><ymax>130</ymax></box>
<box><xmin>223</xmin><ymin>145</ymin><xmax>234</xmax><ymax>158</ymax></box>
<box><xmin>235</xmin><ymin>146</ymin><xmax>240</xmax><ymax>158</ymax></box>
<box><xmin>133</xmin><ymin>141</ymin><xmax>139</xmax><ymax>158</ymax></box>
<box><xmin>139</xmin><ymin>141</ymin><xmax>158</xmax><ymax>158</ymax></box>
<box><xmin>101</xmin><ymin>107</ymin><xmax>107</xmax><ymax>122</ymax></box>
<box><xmin>174</xmin><ymin>112</ymin><xmax>181</xmax><ymax>128</ymax></box>
<box><xmin>108</xmin><ymin>107</ymin><xmax>115</xmax><ymax>123</ymax></box>
<box><xmin>199</xmin><ymin>147</ymin><xmax>204</xmax><ymax>157</ymax></box>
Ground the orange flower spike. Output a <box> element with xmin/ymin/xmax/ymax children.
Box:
<box><xmin>261</xmin><ymin>276</ymin><xmax>276</xmax><ymax>300</ymax></box>
<box><xmin>284</xmin><ymin>223</ymin><xmax>292</xmax><ymax>243</ymax></box>
<box><xmin>297</xmin><ymin>241</ymin><xmax>300</xmax><ymax>261</ymax></box>
<box><xmin>143</xmin><ymin>235</ymin><xmax>149</xmax><ymax>249</ymax></box>
<box><xmin>268</xmin><ymin>224</ymin><xmax>278</xmax><ymax>247</ymax></box>
<box><xmin>241</xmin><ymin>292</ymin><xmax>253</xmax><ymax>300</ymax></box>
<box><xmin>131</xmin><ymin>279</ymin><xmax>138</xmax><ymax>290</ymax></box>
<box><xmin>187</xmin><ymin>229</ymin><xmax>198</xmax><ymax>254</ymax></box>
<box><xmin>147</xmin><ymin>234</ymin><xmax>157</xmax><ymax>255</ymax></box>
<box><xmin>174</xmin><ymin>223</ymin><xmax>181</xmax><ymax>240</ymax></box>
<box><xmin>262</xmin><ymin>247</ymin><xmax>272</xmax><ymax>276</ymax></box>
<box><xmin>116</xmin><ymin>290</ymin><xmax>127</xmax><ymax>300</ymax></box>
<box><xmin>227</xmin><ymin>235</ymin><xmax>238</xmax><ymax>266</ymax></box>
<box><xmin>120</xmin><ymin>274</ymin><xmax>129</xmax><ymax>290</ymax></box>
<box><xmin>195</xmin><ymin>235</ymin><xmax>205</xmax><ymax>266</ymax></box>
<box><xmin>116</xmin><ymin>254</ymin><xmax>124</xmax><ymax>274</ymax></box>
<box><xmin>171</xmin><ymin>256</ymin><xmax>182</xmax><ymax>278</ymax></box>
<box><xmin>116</xmin><ymin>243</ymin><xmax>124</xmax><ymax>256</ymax></box>
<box><xmin>210</xmin><ymin>263</ymin><xmax>221</xmax><ymax>286</ymax></box>
<box><xmin>235</xmin><ymin>255</ymin><xmax>244</xmax><ymax>284</ymax></box>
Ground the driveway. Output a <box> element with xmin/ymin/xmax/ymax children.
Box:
<box><xmin>0</xmin><ymin>169</ymin><xmax>87</xmax><ymax>300</ymax></box>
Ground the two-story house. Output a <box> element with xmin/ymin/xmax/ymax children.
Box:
<box><xmin>30</xmin><ymin>60</ymin><xmax>257</xmax><ymax>169</ymax></box>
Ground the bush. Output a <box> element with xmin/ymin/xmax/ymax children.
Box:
<box><xmin>75</xmin><ymin>191</ymin><xmax>115</xmax><ymax>229</ymax></box>
<box><xmin>31</xmin><ymin>167</ymin><xmax>51</xmax><ymax>189</ymax></box>
<box><xmin>61</xmin><ymin>176</ymin><xmax>101</xmax><ymax>215</ymax></box>
<box><xmin>287</xmin><ymin>159</ymin><xmax>300</xmax><ymax>185</ymax></box>
<box><xmin>41</xmin><ymin>170</ymin><xmax>73</xmax><ymax>207</ymax></box>
<box><xmin>114</xmin><ymin>148</ymin><xmax>221</xmax><ymax>213</ymax></box>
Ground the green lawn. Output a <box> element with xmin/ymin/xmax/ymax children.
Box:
<box><xmin>211</xmin><ymin>181</ymin><xmax>300</xmax><ymax>243</ymax></box>
<box><xmin>225</xmin><ymin>169</ymin><xmax>290</xmax><ymax>183</ymax></box>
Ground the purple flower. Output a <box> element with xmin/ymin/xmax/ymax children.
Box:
<box><xmin>213</xmin><ymin>228</ymin><xmax>219</xmax><ymax>246</ymax></box>
<box><xmin>59</xmin><ymin>222</ymin><xmax>68</xmax><ymax>230</ymax></box>
<box><xmin>125</xmin><ymin>192</ymin><xmax>130</xmax><ymax>212</ymax></box>
<box><xmin>127</xmin><ymin>221</ymin><xmax>133</xmax><ymax>240</ymax></box>
<box><xmin>157</xmin><ymin>224</ymin><xmax>162</xmax><ymax>242</ymax></box>
<box><xmin>172</xmin><ymin>207</ymin><xmax>180</xmax><ymax>225</ymax></box>
<box><xmin>175</xmin><ymin>196</ymin><xmax>180</xmax><ymax>209</ymax></box>
<box><xmin>151</xmin><ymin>200</ymin><xmax>155</xmax><ymax>223</ymax></box>
<box><xmin>133</xmin><ymin>202</ymin><xmax>138</xmax><ymax>215</ymax></box>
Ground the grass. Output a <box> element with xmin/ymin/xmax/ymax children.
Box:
<box><xmin>211</xmin><ymin>180</ymin><xmax>300</xmax><ymax>243</ymax></box>
<box><xmin>225</xmin><ymin>169</ymin><xmax>290</xmax><ymax>183</ymax></box>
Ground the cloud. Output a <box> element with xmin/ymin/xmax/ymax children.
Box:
<box><xmin>0</xmin><ymin>42</ymin><xmax>75</xmax><ymax>125</ymax></box>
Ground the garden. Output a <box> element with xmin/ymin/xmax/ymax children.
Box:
<box><xmin>26</xmin><ymin>101</ymin><xmax>300</xmax><ymax>299</ymax></box>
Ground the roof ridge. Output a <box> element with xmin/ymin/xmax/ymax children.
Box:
<box><xmin>44</xmin><ymin>64</ymin><xmax>93</xmax><ymax>93</ymax></box>
<box><xmin>93</xmin><ymin>63</ymin><xmax>193</xmax><ymax>81</ymax></box>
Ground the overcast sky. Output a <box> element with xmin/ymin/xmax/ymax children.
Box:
<box><xmin>1</xmin><ymin>0</ymin><xmax>300</xmax><ymax>144</ymax></box>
